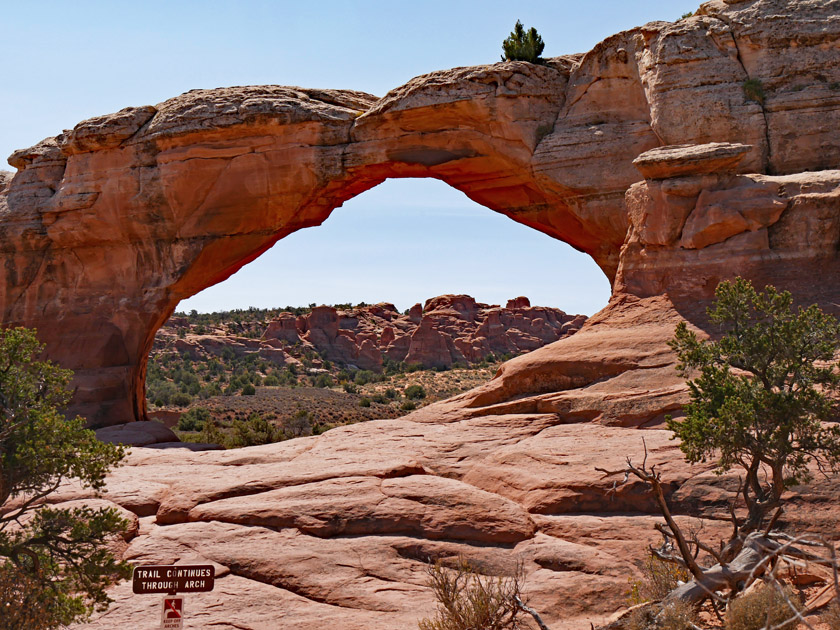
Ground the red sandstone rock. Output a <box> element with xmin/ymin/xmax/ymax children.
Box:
<box><xmin>4</xmin><ymin>0</ymin><xmax>838</xmax><ymax>426</ymax></box>
<box><xmin>2</xmin><ymin>3</ymin><xmax>840</xmax><ymax>627</ymax></box>
<box><xmin>261</xmin><ymin>295</ymin><xmax>584</xmax><ymax>370</ymax></box>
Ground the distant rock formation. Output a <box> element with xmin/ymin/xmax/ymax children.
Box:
<box><xmin>261</xmin><ymin>295</ymin><xmax>586</xmax><ymax>370</ymax></box>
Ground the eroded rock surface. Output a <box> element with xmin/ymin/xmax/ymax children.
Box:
<box><xmin>3</xmin><ymin>1</ymin><xmax>840</xmax><ymax>628</ymax></box>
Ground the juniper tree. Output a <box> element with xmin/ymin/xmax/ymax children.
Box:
<box><xmin>0</xmin><ymin>327</ymin><xmax>130</xmax><ymax>629</ymax></box>
<box><xmin>501</xmin><ymin>20</ymin><xmax>545</xmax><ymax>64</ymax></box>
<box><xmin>668</xmin><ymin>278</ymin><xmax>840</xmax><ymax>538</ymax></box>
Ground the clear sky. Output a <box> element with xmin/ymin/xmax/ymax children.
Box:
<box><xmin>1</xmin><ymin>0</ymin><xmax>697</xmax><ymax>316</ymax></box>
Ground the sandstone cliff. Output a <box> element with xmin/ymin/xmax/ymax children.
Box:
<box><xmin>2</xmin><ymin>0</ymin><xmax>839</xmax><ymax>426</ymax></box>
<box><xmin>2</xmin><ymin>1</ymin><xmax>840</xmax><ymax>628</ymax></box>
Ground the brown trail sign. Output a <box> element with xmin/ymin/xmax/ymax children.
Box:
<box><xmin>132</xmin><ymin>564</ymin><xmax>215</xmax><ymax>595</ymax></box>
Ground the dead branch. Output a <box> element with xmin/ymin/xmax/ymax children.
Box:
<box><xmin>514</xmin><ymin>595</ymin><xmax>551</xmax><ymax>630</ymax></box>
<box><xmin>596</xmin><ymin>439</ymin><xmax>705</xmax><ymax>581</ymax></box>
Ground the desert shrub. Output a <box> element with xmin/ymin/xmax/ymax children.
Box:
<box><xmin>401</xmin><ymin>401</ymin><xmax>417</xmax><ymax>411</ymax></box>
<box><xmin>418</xmin><ymin>558</ymin><xmax>533</xmax><ymax>630</ymax></box>
<box><xmin>384</xmin><ymin>359</ymin><xmax>407</xmax><ymax>375</ymax></box>
<box><xmin>170</xmin><ymin>391</ymin><xmax>193</xmax><ymax>407</ymax></box>
<box><xmin>177</xmin><ymin>407</ymin><xmax>210</xmax><ymax>432</ymax></box>
<box><xmin>263</xmin><ymin>375</ymin><xmax>279</xmax><ymax>387</ymax></box>
<box><xmin>743</xmin><ymin>78</ymin><xmax>766</xmax><ymax>105</ymax></box>
<box><xmin>232</xmin><ymin>413</ymin><xmax>280</xmax><ymax>447</ymax></box>
<box><xmin>669</xmin><ymin>278</ymin><xmax>840</xmax><ymax>534</ymax></box>
<box><xmin>501</xmin><ymin>20</ymin><xmax>545</xmax><ymax>64</ymax></box>
<box><xmin>313</xmin><ymin>373</ymin><xmax>334</xmax><ymax>388</ymax></box>
<box><xmin>371</xmin><ymin>393</ymin><xmax>388</xmax><ymax>404</ymax></box>
<box><xmin>241</xmin><ymin>383</ymin><xmax>256</xmax><ymax>396</ymax></box>
<box><xmin>200</xmin><ymin>382</ymin><xmax>221</xmax><ymax>398</ymax></box>
<box><xmin>680</xmin><ymin>11</ymin><xmax>694</xmax><ymax>19</ymax></box>
<box><xmin>726</xmin><ymin>584</ymin><xmax>802</xmax><ymax>630</ymax></box>
<box><xmin>385</xmin><ymin>387</ymin><xmax>398</xmax><ymax>399</ymax></box>
<box><xmin>627</xmin><ymin>601</ymin><xmax>696</xmax><ymax>630</ymax></box>
<box><xmin>343</xmin><ymin>382</ymin><xmax>358</xmax><ymax>394</ymax></box>
<box><xmin>354</xmin><ymin>370</ymin><xmax>377</xmax><ymax>386</ymax></box>
<box><xmin>359</xmin><ymin>397</ymin><xmax>371</xmax><ymax>408</ymax></box>
<box><xmin>627</xmin><ymin>554</ymin><xmax>691</xmax><ymax>605</ymax></box>
<box><xmin>282</xmin><ymin>409</ymin><xmax>313</xmax><ymax>439</ymax></box>
<box><xmin>0</xmin><ymin>327</ymin><xmax>129</xmax><ymax>628</ymax></box>
<box><xmin>404</xmin><ymin>384</ymin><xmax>427</xmax><ymax>400</ymax></box>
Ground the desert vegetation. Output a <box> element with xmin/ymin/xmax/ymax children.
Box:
<box><xmin>147</xmin><ymin>302</ymin><xmax>516</xmax><ymax>447</ymax></box>
<box><xmin>501</xmin><ymin>20</ymin><xmax>545</xmax><ymax>64</ymax></box>
<box><xmin>602</xmin><ymin>278</ymin><xmax>840</xmax><ymax>629</ymax></box>
<box><xmin>418</xmin><ymin>558</ymin><xmax>549</xmax><ymax>630</ymax></box>
<box><xmin>0</xmin><ymin>328</ymin><xmax>129</xmax><ymax>629</ymax></box>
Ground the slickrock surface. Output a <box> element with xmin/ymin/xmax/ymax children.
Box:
<box><xmin>2</xmin><ymin>0</ymin><xmax>840</xmax><ymax>627</ymax></box>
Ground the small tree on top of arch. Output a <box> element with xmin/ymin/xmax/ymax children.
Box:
<box><xmin>501</xmin><ymin>20</ymin><xmax>545</xmax><ymax>64</ymax></box>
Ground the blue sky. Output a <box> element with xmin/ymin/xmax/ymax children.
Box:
<box><xmin>1</xmin><ymin>0</ymin><xmax>697</xmax><ymax>315</ymax></box>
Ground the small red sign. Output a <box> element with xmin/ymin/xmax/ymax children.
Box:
<box><xmin>161</xmin><ymin>596</ymin><xmax>184</xmax><ymax>629</ymax></box>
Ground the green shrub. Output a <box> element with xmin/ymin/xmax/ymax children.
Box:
<box><xmin>359</xmin><ymin>397</ymin><xmax>371</xmax><ymax>408</ymax></box>
<box><xmin>371</xmin><ymin>393</ymin><xmax>388</xmax><ymax>404</ymax></box>
<box><xmin>0</xmin><ymin>327</ymin><xmax>130</xmax><ymax>627</ymax></box>
<box><xmin>726</xmin><ymin>584</ymin><xmax>802</xmax><ymax>630</ymax></box>
<box><xmin>404</xmin><ymin>384</ymin><xmax>427</xmax><ymax>400</ymax></box>
<box><xmin>241</xmin><ymin>383</ymin><xmax>256</xmax><ymax>396</ymax></box>
<box><xmin>354</xmin><ymin>370</ymin><xmax>377</xmax><ymax>386</ymax></box>
<box><xmin>283</xmin><ymin>409</ymin><xmax>313</xmax><ymax>439</ymax></box>
<box><xmin>743</xmin><ymin>78</ymin><xmax>766</xmax><ymax>105</ymax></box>
<box><xmin>401</xmin><ymin>401</ymin><xmax>417</xmax><ymax>411</ymax></box>
<box><xmin>177</xmin><ymin>407</ymin><xmax>210</xmax><ymax>432</ymax></box>
<box><xmin>385</xmin><ymin>387</ymin><xmax>398</xmax><ymax>399</ymax></box>
<box><xmin>313</xmin><ymin>373</ymin><xmax>334</xmax><ymax>388</ymax></box>
<box><xmin>232</xmin><ymin>413</ymin><xmax>280</xmax><ymax>447</ymax></box>
<box><xmin>170</xmin><ymin>391</ymin><xmax>193</xmax><ymax>407</ymax></box>
<box><xmin>343</xmin><ymin>382</ymin><xmax>358</xmax><ymax>394</ymax></box>
<box><xmin>501</xmin><ymin>20</ymin><xmax>545</xmax><ymax>64</ymax></box>
<box><xmin>680</xmin><ymin>11</ymin><xmax>694</xmax><ymax>19</ymax></box>
<box><xmin>262</xmin><ymin>375</ymin><xmax>279</xmax><ymax>387</ymax></box>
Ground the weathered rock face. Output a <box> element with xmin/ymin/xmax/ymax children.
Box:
<box><xmin>262</xmin><ymin>294</ymin><xmax>585</xmax><ymax>370</ymax></box>
<box><xmin>0</xmin><ymin>1</ymin><xmax>836</xmax><ymax>628</ymax></box>
<box><xmin>1</xmin><ymin>0</ymin><xmax>839</xmax><ymax>427</ymax></box>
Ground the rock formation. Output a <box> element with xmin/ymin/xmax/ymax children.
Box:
<box><xmin>260</xmin><ymin>294</ymin><xmax>585</xmax><ymax>370</ymax></box>
<box><xmin>1</xmin><ymin>0</ymin><xmax>840</xmax><ymax>627</ymax></box>
<box><xmin>1</xmin><ymin>0</ymin><xmax>839</xmax><ymax>426</ymax></box>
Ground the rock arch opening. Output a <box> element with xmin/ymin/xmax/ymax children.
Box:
<box><xmin>176</xmin><ymin>178</ymin><xmax>610</xmax><ymax>316</ymax></box>
<box><xmin>148</xmin><ymin>177</ymin><xmax>611</xmax><ymax>423</ymax></box>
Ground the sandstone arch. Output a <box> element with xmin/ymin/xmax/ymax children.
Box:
<box><xmin>2</xmin><ymin>0</ymin><xmax>840</xmax><ymax>428</ymax></box>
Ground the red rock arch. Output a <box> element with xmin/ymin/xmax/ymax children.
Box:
<box><xmin>2</xmin><ymin>1</ymin><xmax>840</xmax><ymax>427</ymax></box>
